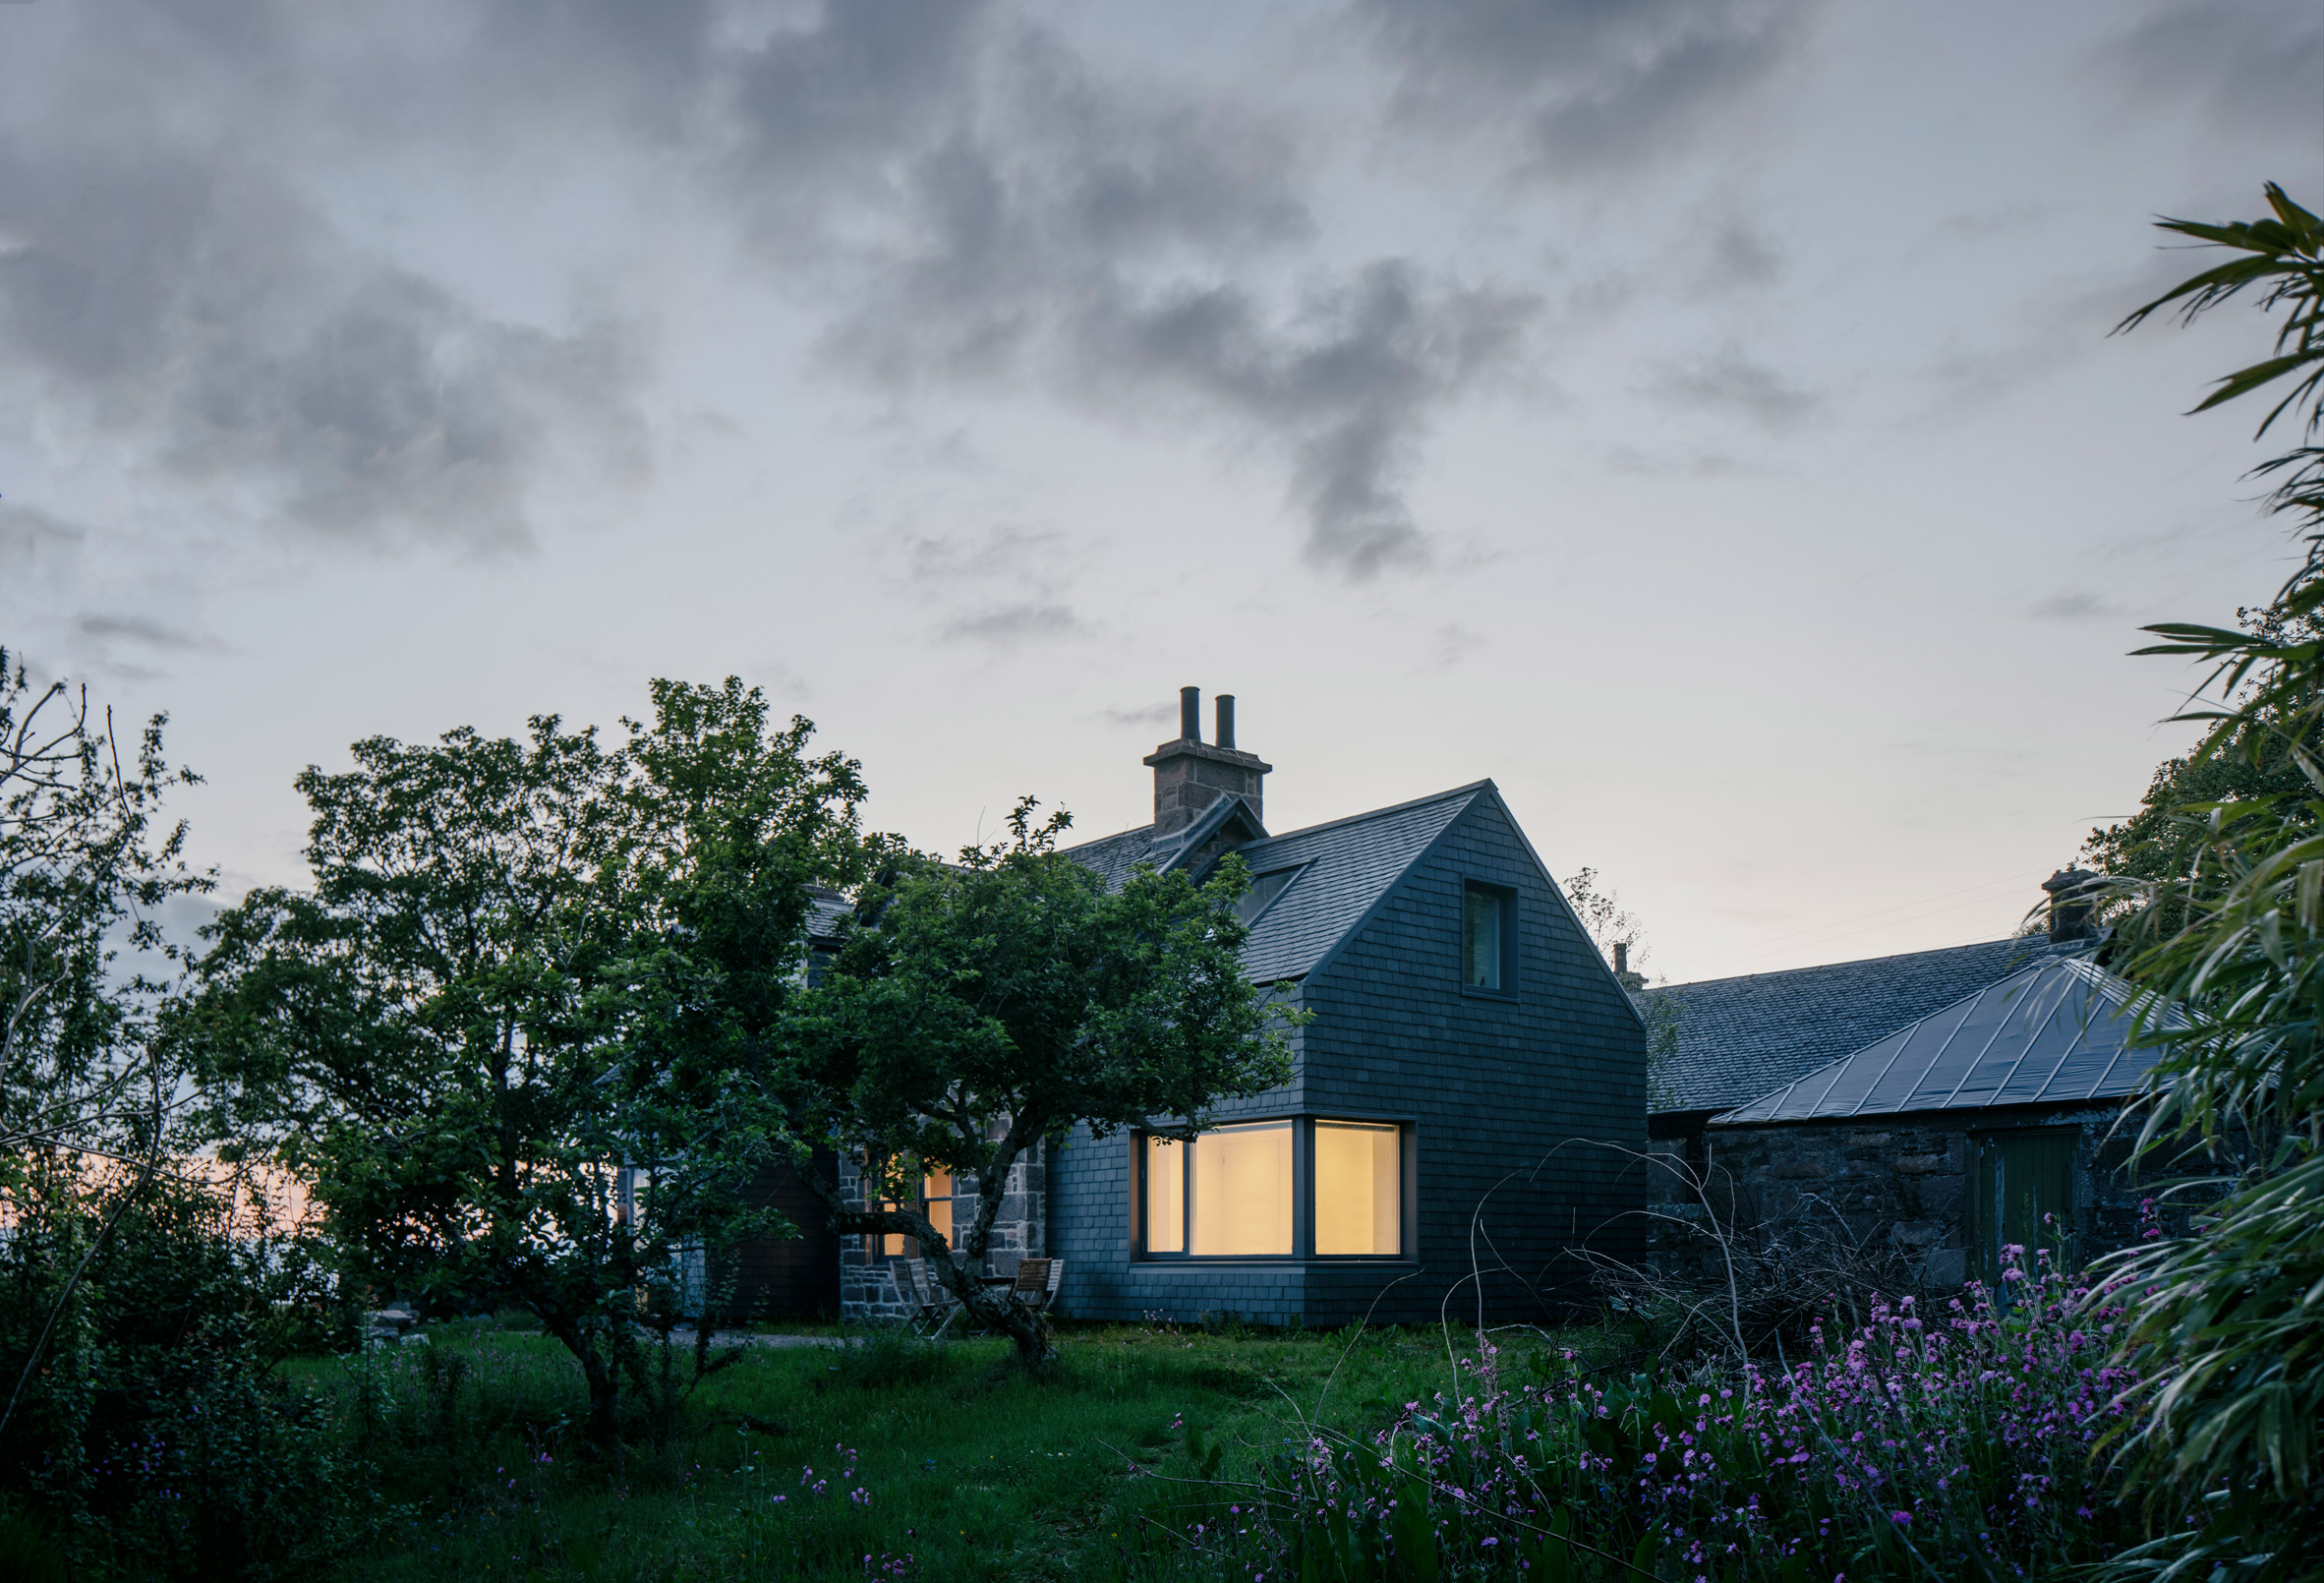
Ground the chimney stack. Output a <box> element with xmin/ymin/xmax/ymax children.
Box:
<box><xmin>2041</xmin><ymin>867</ymin><xmax>2103</xmax><ymax>943</ymax></box>
<box><xmin>1143</xmin><ymin>684</ymin><xmax>1271</xmax><ymax>837</ymax></box>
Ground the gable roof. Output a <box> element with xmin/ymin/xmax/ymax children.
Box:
<box><xmin>1714</xmin><ymin>954</ymin><xmax>2179</xmax><ymax>1125</ymax></box>
<box><xmin>1640</xmin><ymin>936</ymin><xmax>2051</xmax><ymax>1115</ymax></box>
<box><xmin>1061</xmin><ymin>782</ymin><xmax>1491</xmax><ymax>985</ymax></box>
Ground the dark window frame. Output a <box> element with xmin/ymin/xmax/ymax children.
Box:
<box><xmin>1460</xmin><ymin>880</ymin><xmax>1519</xmax><ymax>999</ymax></box>
<box><xmin>1133</xmin><ymin>1116</ymin><xmax>1413</xmax><ymax>1263</ymax></box>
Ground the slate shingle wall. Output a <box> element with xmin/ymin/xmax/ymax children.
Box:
<box><xmin>1050</xmin><ymin>792</ymin><xmax>1648</xmax><ymax>1326</ymax></box>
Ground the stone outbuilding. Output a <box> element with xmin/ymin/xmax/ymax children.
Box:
<box><xmin>1703</xmin><ymin>948</ymin><xmax>2180</xmax><ymax>1284</ymax></box>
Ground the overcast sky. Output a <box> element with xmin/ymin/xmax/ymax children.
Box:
<box><xmin>3</xmin><ymin>0</ymin><xmax>2320</xmax><ymax>982</ymax></box>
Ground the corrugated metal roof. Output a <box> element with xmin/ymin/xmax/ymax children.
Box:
<box><xmin>1638</xmin><ymin>937</ymin><xmax>2047</xmax><ymax>1114</ymax></box>
<box><xmin>1060</xmin><ymin>784</ymin><xmax>1486</xmax><ymax>985</ymax></box>
<box><xmin>1713</xmin><ymin>954</ymin><xmax>2179</xmax><ymax>1125</ymax></box>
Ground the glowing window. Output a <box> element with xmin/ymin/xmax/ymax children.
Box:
<box><xmin>1191</xmin><ymin>1121</ymin><xmax>1293</xmax><ymax>1256</ymax></box>
<box><xmin>1314</xmin><ymin>1122</ymin><xmax>1401</xmax><ymax>1256</ymax></box>
<box><xmin>1144</xmin><ymin>1136</ymin><xmax>1185</xmax><ymax>1254</ymax></box>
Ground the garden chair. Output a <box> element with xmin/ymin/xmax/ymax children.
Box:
<box><xmin>1011</xmin><ymin>1257</ymin><xmax>1064</xmax><ymax>1314</ymax></box>
<box><xmin>903</xmin><ymin>1260</ymin><xmax>963</xmax><ymax>1339</ymax></box>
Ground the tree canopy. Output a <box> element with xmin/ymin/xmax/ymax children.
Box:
<box><xmin>785</xmin><ymin>799</ymin><xmax>1299</xmax><ymax>1372</ymax></box>
<box><xmin>180</xmin><ymin>681</ymin><xmax>870</xmax><ymax>1449</ymax></box>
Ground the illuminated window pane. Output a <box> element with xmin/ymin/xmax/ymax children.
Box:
<box><xmin>1191</xmin><ymin>1121</ymin><xmax>1293</xmax><ymax>1257</ymax></box>
<box><xmin>1315</xmin><ymin>1122</ymin><xmax>1401</xmax><ymax>1256</ymax></box>
<box><xmin>924</xmin><ymin>1169</ymin><xmax>953</xmax><ymax>1245</ymax></box>
<box><xmin>1464</xmin><ymin>887</ymin><xmax>1503</xmax><ymax>989</ymax></box>
<box><xmin>1145</xmin><ymin>1137</ymin><xmax>1185</xmax><ymax>1253</ymax></box>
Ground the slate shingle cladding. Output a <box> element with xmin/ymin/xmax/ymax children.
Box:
<box><xmin>1637</xmin><ymin>936</ymin><xmax>2048</xmax><ymax>1118</ymax></box>
<box><xmin>1048</xmin><ymin>783</ymin><xmax>1649</xmax><ymax>1326</ymax></box>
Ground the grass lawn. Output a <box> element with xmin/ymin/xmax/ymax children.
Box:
<box><xmin>291</xmin><ymin>1319</ymin><xmax>1585</xmax><ymax>1583</ymax></box>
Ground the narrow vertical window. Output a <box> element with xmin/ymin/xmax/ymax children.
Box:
<box><xmin>1145</xmin><ymin>1136</ymin><xmax>1186</xmax><ymax>1253</ymax></box>
<box><xmin>1190</xmin><ymin>1121</ymin><xmax>1293</xmax><ymax>1256</ymax></box>
<box><xmin>1464</xmin><ymin>885</ymin><xmax>1505</xmax><ymax>990</ymax></box>
<box><xmin>1314</xmin><ymin>1122</ymin><xmax>1402</xmax><ymax>1256</ymax></box>
<box><xmin>923</xmin><ymin>1168</ymin><xmax>953</xmax><ymax>1246</ymax></box>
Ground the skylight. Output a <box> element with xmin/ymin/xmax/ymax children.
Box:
<box><xmin>1235</xmin><ymin>865</ymin><xmax>1302</xmax><ymax>925</ymax></box>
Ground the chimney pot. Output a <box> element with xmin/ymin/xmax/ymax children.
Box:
<box><xmin>1216</xmin><ymin>694</ymin><xmax>1237</xmax><ymax>750</ymax></box>
<box><xmin>1180</xmin><ymin>685</ymin><xmax>1201</xmax><ymax>742</ymax></box>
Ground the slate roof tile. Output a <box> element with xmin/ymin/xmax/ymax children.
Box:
<box><xmin>1638</xmin><ymin>936</ymin><xmax>2053</xmax><ymax>1115</ymax></box>
<box><xmin>1060</xmin><ymin>783</ymin><xmax>1486</xmax><ymax>984</ymax></box>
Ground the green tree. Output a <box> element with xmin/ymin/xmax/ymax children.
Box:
<box><xmin>0</xmin><ymin>652</ymin><xmax>207</xmax><ymax>1439</ymax></box>
<box><xmin>784</xmin><ymin>799</ymin><xmax>1299</xmax><ymax>1375</ymax></box>
<box><xmin>2095</xmin><ymin>184</ymin><xmax>2324</xmax><ymax>1582</ymax></box>
<box><xmin>181</xmin><ymin>685</ymin><xmax>868</xmax><ymax>1452</ymax></box>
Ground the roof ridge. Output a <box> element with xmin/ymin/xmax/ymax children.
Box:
<box><xmin>1657</xmin><ymin>934</ymin><xmax>2036</xmax><ymax>992</ymax></box>
<box><xmin>1236</xmin><ymin>780</ymin><xmax>1493</xmax><ymax>850</ymax></box>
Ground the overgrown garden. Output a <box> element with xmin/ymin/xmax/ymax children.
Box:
<box><xmin>7</xmin><ymin>186</ymin><xmax>2324</xmax><ymax>1580</ymax></box>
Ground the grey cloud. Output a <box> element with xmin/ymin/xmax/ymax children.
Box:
<box><xmin>77</xmin><ymin>614</ymin><xmax>218</xmax><ymax>652</ymax></box>
<box><xmin>779</xmin><ymin>11</ymin><xmax>1525</xmax><ymax>577</ymax></box>
<box><xmin>2029</xmin><ymin>592</ymin><xmax>2120</xmax><ymax>622</ymax></box>
<box><xmin>1651</xmin><ymin>348</ymin><xmax>1818</xmax><ymax>429</ymax></box>
<box><xmin>0</xmin><ymin>131</ymin><xmax>645</xmax><ymax>548</ymax></box>
<box><xmin>938</xmin><ymin>602</ymin><xmax>1087</xmax><ymax>647</ymax></box>
<box><xmin>1708</xmin><ymin>219</ymin><xmax>1779</xmax><ymax>288</ymax></box>
<box><xmin>1361</xmin><ymin>0</ymin><xmax>1822</xmax><ymax>175</ymax></box>
<box><xmin>2100</xmin><ymin>0</ymin><xmax>2324</xmax><ymax>136</ymax></box>
<box><xmin>1104</xmin><ymin>701</ymin><xmax>1177</xmax><ymax>729</ymax></box>
<box><xmin>903</xmin><ymin>525</ymin><xmax>1067</xmax><ymax>584</ymax></box>
<box><xmin>0</xmin><ymin>502</ymin><xmax>87</xmax><ymax>563</ymax></box>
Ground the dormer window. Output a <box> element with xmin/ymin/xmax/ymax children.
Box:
<box><xmin>1235</xmin><ymin>865</ymin><xmax>1302</xmax><ymax>925</ymax></box>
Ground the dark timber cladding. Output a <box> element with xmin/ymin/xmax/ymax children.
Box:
<box><xmin>1048</xmin><ymin>767</ymin><xmax>1649</xmax><ymax>1327</ymax></box>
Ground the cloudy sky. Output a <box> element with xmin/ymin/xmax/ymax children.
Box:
<box><xmin>2</xmin><ymin>0</ymin><xmax>2319</xmax><ymax>981</ymax></box>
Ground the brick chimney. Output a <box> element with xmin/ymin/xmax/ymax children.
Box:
<box><xmin>1143</xmin><ymin>686</ymin><xmax>1270</xmax><ymax>837</ymax></box>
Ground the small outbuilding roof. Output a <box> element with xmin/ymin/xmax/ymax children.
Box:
<box><xmin>1713</xmin><ymin>953</ymin><xmax>2179</xmax><ymax>1126</ymax></box>
<box><xmin>1639</xmin><ymin>936</ymin><xmax>2048</xmax><ymax>1115</ymax></box>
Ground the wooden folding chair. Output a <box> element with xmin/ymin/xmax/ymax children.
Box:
<box><xmin>1011</xmin><ymin>1257</ymin><xmax>1064</xmax><ymax>1314</ymax></box>
<box><xmin>903</xmin><ymin>1260</ymin><xmax>963</xmax><ymax>1338</ymax></box>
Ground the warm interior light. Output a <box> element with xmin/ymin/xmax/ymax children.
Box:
<box><xmin>1314</xmin><ymin>1122</ymin><xmax>1400</xmax><ymax>1256</ymax></box>
<box><xmin>1145</xmin><ymin>1136</ymin><xmax>1185</xmax><ymax>1253</ymax></box>
<box><xmin>1190</xmin><ymin>1121</ymin><xmax>1292</xmax><ymax>1256</ymax></box>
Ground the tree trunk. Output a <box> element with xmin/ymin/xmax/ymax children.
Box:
<box><xmin>934</xmin><ymin>1261</ymin><xmax>1059</xmax><ymax>1376</ymax></box>
<box><xmin>548</xmin><ymin>1317</ymin><xmax>624</xmax><ymax>1457</ymax></box>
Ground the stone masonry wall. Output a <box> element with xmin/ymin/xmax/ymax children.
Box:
<box><xmin>1640</xmin><ymin>1105</ymin><xmax>2178</xmax><ymax>1292</ymax></box>
<box><xmin>837</xmin><ymin>1143</ymin><xmax>1047</xmax><ymax>1325</ymax></box>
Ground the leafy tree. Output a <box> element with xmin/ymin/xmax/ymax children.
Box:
<box><xmin>2094</xmin><ymin>184</ymin><xmax>2324</xmax><ymax>1582</ymax></box>
<box><xmin>181</xmin><ymin>684</ymin><xmax>868</xmax><ymax>1452</ymax></box>
<box><xmin>2083</xmin><ymin>603</ymin><xmax>2324</xmax><ymax>921</ymax></box>
<box><xmin>784</xmin><ymin>800</ymin><xmax>1299</xmax><ymax>1375</ymax></box>
<box><xmin>0</xmin><ymin>652</ymin><xmax>207</xmax><ymax>1439</ymax></box>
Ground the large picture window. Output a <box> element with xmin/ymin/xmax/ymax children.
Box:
<box><xmin>1142</xmin><ymin>1119</ymin><xmax>1403</xmax><ymax>1260</ymax></box>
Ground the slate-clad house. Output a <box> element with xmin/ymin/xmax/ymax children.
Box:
<box><xmin>744</xmin><ymin>688</ymin><xmax>1650</xmax><ymax>1327</ymax></box>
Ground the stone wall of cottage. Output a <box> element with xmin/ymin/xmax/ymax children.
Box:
<box><xmin>836</xmin><ymin>1143</ymin><xmax>1048</xmax><ymax>1325</ymax></box>
<box><xmin>1640</xmin><ymin>1106</ymin><xmax>2181</xmax><ymax>1292</ymax></box>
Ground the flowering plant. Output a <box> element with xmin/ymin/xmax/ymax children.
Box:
<box><xmin>1196</xmin><ymin>1256</ymin><xmax>2161</xmax><ymax>1581</ymax></box>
